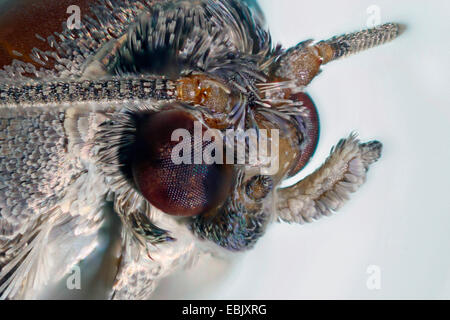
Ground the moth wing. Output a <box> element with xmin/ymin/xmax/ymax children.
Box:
<box><xmin>0</xmin><ymin>104</ymin><xmax>107</xmax><ymax>299</ymax></box>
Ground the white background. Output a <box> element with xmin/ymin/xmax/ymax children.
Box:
<box><xmin>153</xmin><ymin>0</ymin><xmax>450</xmax><ymax>299</ymax></box>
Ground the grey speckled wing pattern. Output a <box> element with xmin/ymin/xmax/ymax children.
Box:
<box><xmin>0</xmin><ymin>0</ymin><xmax>402</xmax><ymax>299</ymax></box>
<box><xmin>0</xmin><ymin>103</ymin><xmax>108</xmax><ymax>298</ymax></box>
<box><xmin>0</xmin><ymin>107</ymin><xmax>69</xmax><ymax>239</ymax></box>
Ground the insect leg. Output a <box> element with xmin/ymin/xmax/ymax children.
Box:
<box><xmin>276</xmin><ymin>134</ymin><xmax>382</xmax><ymax>224</ymax></box>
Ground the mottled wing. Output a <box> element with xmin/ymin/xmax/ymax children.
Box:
<box><xmin>110</xmin><ymin>214</ymin><xmax>201</xmax><ymax>300</ymax></box>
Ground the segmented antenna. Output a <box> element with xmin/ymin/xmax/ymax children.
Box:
<box><xmin>316</xmin><ymin>23</ymin><xmax>404</xmax><ymax>64</ymax></box>
<box><xmin>0</xmin><ymin>78</ymin><xmax>176</xmax><ymax>106</ymax></box>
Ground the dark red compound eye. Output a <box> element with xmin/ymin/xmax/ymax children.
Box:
<box><xmin>287</xmin><ymin>92</ymin><xmax>320</xmax><ymax>178</ymax></box>
<box><xmin>131</xmin><ymin>107</ymin><xmax>235</xmax><ymax>217</ymax></box>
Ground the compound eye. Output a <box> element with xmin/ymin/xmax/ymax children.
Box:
<box><xmin>131</xmin><ymin>105</ymin><xmax>234</xmax><ymax>217</ymax></box>
<box><xmin>287</xmin><ymin>92</ymin><xmax>320</xmax><ymax>177</ymax></box>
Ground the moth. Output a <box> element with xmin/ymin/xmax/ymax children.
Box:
<box><xmin>0</xmin><ymin>0</ymin><xmax>402</xmax><ymax>299</ymax></box>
